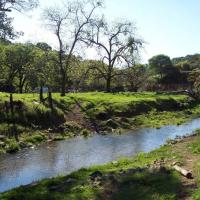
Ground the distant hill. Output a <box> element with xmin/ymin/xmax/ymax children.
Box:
<box><xmin>172</xmin><ymin>54</ymin><xmax>200</xmax><ymax>69</ymax></box>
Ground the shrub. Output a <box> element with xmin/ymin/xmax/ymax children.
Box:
<box><xmin>6</xmin><ymin>140</ymin><xmax>20</xmax><ymax>153</ymax></box>
<box><xmin>25</xmin><ymin>134</ymin><xmax>45</xmax><ymax>144</ymax></box>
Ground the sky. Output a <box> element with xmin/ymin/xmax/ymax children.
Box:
<box><xmin>8</xmin><ymin>0</ymin><xmax>200</xmax><ymax>63</ymax></box>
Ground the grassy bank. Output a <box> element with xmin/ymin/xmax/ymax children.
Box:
<box><xmin>2</xmin><ymin>130</ymin><xmax>200</xmax><ymax>200</ymax></box>
<box><xmin>0</xmin><ymin>92</ymin><xmax>200</xmax><ymax>153</ymax></box>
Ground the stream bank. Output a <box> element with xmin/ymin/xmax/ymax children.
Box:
<box><xmin>0</xmin><ymin>92</ymin><xmax>200</xmax><ymax>154</ymax></box>
<box><xmin>1</xmin><ymin>130</ymin><xmax>200</xmax><ymax>200</ymax></box>
<box><xmin>1</xmin><ymin>118</ymin><xmax>200</xmax><ymax>194</ymax></box>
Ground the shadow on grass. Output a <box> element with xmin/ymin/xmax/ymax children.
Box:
<box><xmin>96</xmin><ymin>169</ymin><xmax>182</xmax><ymax>200</ymax></box>
<box><xmin>1</xmin><ymin>168</ymin><xmax>183</xmax><ymax>200</ymax></box>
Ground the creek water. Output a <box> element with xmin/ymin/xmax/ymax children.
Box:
<box><xmin>1</xmin><ymin>118</ymin><xmax>200</xmax><ymax>193</ymax></box>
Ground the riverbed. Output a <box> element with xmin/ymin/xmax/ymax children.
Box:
<box><xmin>1</xmin><ymin>118</ymin><xmax>200</xmax><ymax>193</ymax></box>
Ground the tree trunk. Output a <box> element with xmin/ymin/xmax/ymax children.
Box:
<box><xmin>106</xmin><ymin>78</ymin><xmax>111</xmax><ymax>92</ymax></box>
<box><xmin>61</xmin><ymin>71</ymin><xmax>66</xmax><ymax>96</ymax></box>
<box><xmin>106</xmin><ymin>70</ymin><xmax>112</xmax><ymax>93</ymax></box>
<box><xmin>9</xmin><ymin>93</ymin><xmax>17</xmax><ymax>139</ymax></box>
<box><xmin>48</xmin><ymin>87</ymin><xmax>53</xmax><ymax>111</ymax></box>
<box><xmin>173</xmin><ymin>165</ymin><xmax>193</xmax><ymax>179</ymax></box>
<box><xmin>19</xmin><ymin>87</ymin><xmax>23</xmax><ymax>94</ymax></box>
<box><xmin>19</xmin><ymin>77</ymin><xmax>26</xmax><ymax>94</ymax></box>
<box><xmin>39</xmin><ymin>85</ymin><xmax>44</xmax><ymax>102</ymax></box>
<box><xmin>19</xmin><ymin>77</ymin><xmax>23</xmax><ymax>94</ymax></box>
<box><xmin>10</xmin><ymin>93</ymin><xmax>14</xmax><ymax>117</ymax></box>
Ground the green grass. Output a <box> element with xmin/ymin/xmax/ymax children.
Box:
<box><xmin>193</xmin><ymin>161</ymin><xmax>200</xmax><ymax>200</ymax></box>
<box><xmin>5</xmin><ymin>139</ymin><xmax>20</xmax><ymax>153</ymax></box>
<box><xmin>0</xmin><ymin>91</ymin><xmax>199</xmax><ymax>153</ymax></box>
<box><xmin>25</xmin><ymin>133</ymin><xmax>46</xmax><ymax>144</ymax></box>
<box><xmin>187</xmin><ymin>130</ymin><xmax>200</xmax><ymax>154</ymax></box>
<box><xmin>0</xmin><ymin>91</ymin><xmax>189</xmax><ymax>107</ymax></box>
<box><xmin>0</xmin><ymin>92</ymin><xmax>192</xmax><ymax>131</ymax></box>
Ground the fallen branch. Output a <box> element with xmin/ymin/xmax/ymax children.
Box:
<box><xmin>173</xmin><ymin>165</ymin><xmax>193</xmax><ymax>179</ymax></box>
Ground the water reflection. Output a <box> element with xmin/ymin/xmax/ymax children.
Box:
<box><xmin>1</xmin><ymin>118</ymin><xmax>200</xmax><ymax>192</ymax></box>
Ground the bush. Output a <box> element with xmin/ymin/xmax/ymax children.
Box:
<box><xmin>81</xmin><ymin>129</ymin><xmax>90</xmax><ymax>137</ymax></box>
<box><xmin>6</xmin><ymin>140</ymin><xmax>20</xmax><ymax>153</ymax></box>
<box><xmin>25</xmin><ymin>134</ymin><xmax>45</xmax><ymax>144</ymax></box>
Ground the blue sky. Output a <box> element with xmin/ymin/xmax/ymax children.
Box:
<box><xmin>9</xmin><ymin>0</ymin><xmax>200</xmax><ymax>63</ymax></box>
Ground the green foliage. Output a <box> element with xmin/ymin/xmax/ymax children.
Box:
<box><xmin>149</xmin><ymin>54</ymin><xmax>173</xmax><ymax>76</ymax></box>
<box><xmin>5</xmin><ymin>139</ymin><xmax>20</xmax><ymax>153</ymax></box>
<box><xmin>172</xmin><ymin>54</ymin><xmax>200</xmax><ymax>70</ymax></box>
<box><xmin>25</xmin><ymin>133</ymin><xmax>45</xmax><ymax>144</ymax></box>
<box><xmin>187</xmin><ymin>130</ymin><xmax>200</xmax><ymax>154</ymax></box>
<box><xmin>189</xmin><ymin>69</ymin><xmax>200</xmax><ymax>99</ymax></box>
<box><xmin>193</xmin><ymin>161</ymin><xmax>200</xmax><ymax>199</ymax></box>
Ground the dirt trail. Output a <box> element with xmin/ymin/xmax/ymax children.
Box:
<box><xmin>175</xmin><ymin>137</ymin><xmax>200</xmax><ymax>200</ymax></box>
<box><xmin>64</xmin><ymin>105</ymin><xmax>95</xmax><ymax>131</ymax></box>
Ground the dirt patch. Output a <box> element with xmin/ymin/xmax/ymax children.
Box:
<box><xmin>64</xmin><ymin>105</ymin><xmax>95</xmax><ymax>131</ymax></box>
<box><xmin>172</xmin><ymin>136</ymin><xmax>200</xmax><ymax>200</ymax></box>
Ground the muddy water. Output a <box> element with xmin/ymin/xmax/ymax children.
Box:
<box><xmin>1</xmin><ymin>118</ymin><xmax>200</xmax><ymax>192</ymax></box>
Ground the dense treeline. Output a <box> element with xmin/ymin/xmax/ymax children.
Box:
<box><xmin>0</xmin><ymin>0</ymin><xmax>199</xmax><ymax>97</ymax></box>
<box><xmin>0</xmin><ymin>41</ymin><xmax>199</xmax><ymax>95</ymax></box>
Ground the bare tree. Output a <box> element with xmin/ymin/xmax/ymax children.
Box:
<box><xmin>43</xmin><ymin>0</ymin><xmax>102</xmax><ymax>96</ymax></box>
<box><xmin>81</xmin><ymin>18</ymin><xmax>144</xmax><ymax>92</ymax></box>
<box><xmin>0</xmin><ymin>0</ymin><xmax>38</xmax><ymax>40</ymax></box>
<box><xmin>0</xmin><ymin>0</ymin><xmax>38</xmax><ymax>12</ymax></box>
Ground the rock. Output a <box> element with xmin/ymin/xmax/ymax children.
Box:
<box><xmin>159</xmin><ymin>166</ymin><xmax>169</xmax><ymax>174</ymax></box>
<box><xmin>0</xmin><ymin>141</ymin><xmax>5</xmax><ymax>147</ymax></box>
<box><xmin>106</xmin><ymin>174</ymin><xmax>119</xmax><ymax>185</ymax></box>
<box><xmin>129</xmin><ymin>167</ymin><xmax>144</xmax><ymax>174</ymax></box>
<box><xmin>64</xmin><ymin>178</ymin><xmax>77</xmax><ymax>184</ymax></box>
<box><xmin>19</xmin><ymin>142</ymin><xmax>27</xmax><ymax>148</ymax></box>
<box><xmin>105</xmin><ymin>190</ymin><xmax>114</xmax><ymax>196</ymax></box>
<box><xmin>22</xmin><ymin>182</ymin><xmax>38</xmax><ymax>189</ymax></box>
<box><xmin>0</xmin><ymin>135</ymin><xmax>6</xmax><ymax>140</ymax></box>
<box><xmin>106</xmin><ymin>174</ymin><xmax>116</xmax><ymax>181</ymax></box>
<box><xmin>47</xmin><ymin>128</ymin><xmax>54</xmax><ymax>133</ymax></box>
<box><xmin>33</xmin><ymin>101</ymin><xmax>39</xmax><ymax>105</ymax></box>
<box><xmin>112</xmin><ymin>161</ymin><xmax>118</xmax><ymax>165</ymax></box>
<box><xmin>26</xmin><ymin>143</ymin><xmax>33</xmax><ymax>148</ymax></box>
<box><xmin>119</xmin><ymin>169</ymin><xmax>126</xmax><ymax>175</ymax></box>
<box><xmin>48</xmin><ymin>185</ymin><xmax>60</xmax><ymax>191</ymax></box>
<box><xmin>90</xmin><ymin>171</ymin><xmax>103</xmax><ymax>180</ymax></box>
<box><xmin>93</xmin><ymin>180</ymin><xmax>103</xmax><ymax>187</ymax></box>
<box><xmin>106</xmin><ymin>119</ymin><xmax>119</xmax><ymax>129</ymax></box>
<box><xmin>185</xmin><ymin>110</ymin><xmax>192</xmax><ymax>115</ymax></box>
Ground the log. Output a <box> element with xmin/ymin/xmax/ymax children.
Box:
<box><xmin>173</xmin><ymin>165</ymin><xmax>193</xmax><ymax>179</ymax></box>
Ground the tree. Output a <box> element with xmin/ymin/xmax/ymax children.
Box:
<box><xmin>188</xmin><ymin>69</ymin><xmax>200</xmax><ymax>100</ymax></box>
<box><xmin>0</xmin><ymin>0</ymin><xmax>38</xmax><ymax>12</ymax></box>
<box><xmin>0</xmin><ymin>12</ymin><xmax>16</xmax><ymax>39</ymax></box>
<box><xmin>0</xmin><ymin>43</ymin><xmax>34</xmax><ymax>93</ymax></box>
<box><xmin>43</xmin><ymin>0</ymin><xmax>102</xmax><ymax>96</ymax></box>
<box><xmin>36</xmin><ymin>42</ymin><xmax>52</xmax><ymax>52</ymax></box>
<box><xmin>123</xmin><ymin>64</ymin><xmax>148</xmax><ymax>92</ymax></box>
<box><xmin>0</xmin><ymin>0</ymin><xmax>38</xmax><ymax>40</ymax></box>
<box><xmin>28</xmin><ymin>47</ymin><xmax>58</xmax><ymax>101</ymax></box>
<box><xmin>81</xmin><ymin>19</ymin><xmax>143</xmax><ymax>92</ymax></box>
<box><xmin>149</xmin><ymin>54</ymin><xmax>173</xmax><ymax>78</ymax></box>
